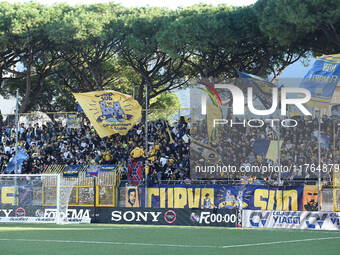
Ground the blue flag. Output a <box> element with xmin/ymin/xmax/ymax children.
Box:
<box><xmin>86</xmin><ymin>164</ymin><xmax>100</xmax><ymax>177</ymax></box>
<box><xmin>299</xmin><ymin>54</ymin><xmax>340</xmax><ymax>108</ymax></box>
<box><xmin>100</xmin><ymin>165</ymin><xmax>117</xmax><ymax>172</ymax></box>
<box><xmin>237</xmin><ymin>70</ymin><xmax>277</xmax><ymax>110</ymax></box>
<box><xmin>5</xmin><ymin>147</ymin><xmax>29</xmax><ymax>174</ymax></box>
<box><xmin>77</xmin><ymin>104</ymin><xmax>82</xmax><ymax>112</ymax></box>
<box><xmin>252</xmin><ymin>138</ymin><xmax>270</xmax><ymax>156</ymax></box>
<box><xmin>63</xmin><ymin>165</ymin><xmax>81</xmax><ymax>178</ymax></box>
<box><xmin>313</xmin><ymin>131</ymin><xmax>330</xmax><ymax>148</ymax></box>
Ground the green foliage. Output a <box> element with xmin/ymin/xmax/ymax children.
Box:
<box><xmin>117</xmin><ymin>7</ymin><xmax>189</xmax><ymax>107</ymax></box>
<box><xmin>149</xmin><ymin>92</ymin><xmax>181</xmax><ymax>120</ymax></box>
<box><xmin>159</xmin><ymin>4</ymin><xmax>306</xmax><ymax>81</ymax></box>
<box><xmin>255</xmin><ymin>0</ymin><xmax>340</xmax><ymax>54</ymax></box>
<box><xmin>0</xmin><ymin>1</ymin><xmax>336</xmax><ymax>114</ymax></box>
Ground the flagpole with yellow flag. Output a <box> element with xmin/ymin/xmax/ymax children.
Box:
<box><xmin>299</xmin><ymin>53</ymin><xmax>340</xmax><ymax>211</ymax></box>
<box><xmin>278</xmin><ymin>114</ymin><xmax>281</xmax><ymax>184</ymax></box>
<box><xmin>145</xmin><ymin>84</ymin><xmax>149</xmax><ymax>208</ymax></box>
<box><xmin>206</xmin><ymin>102</ymin><xmax>222</xmax><ymax>143</ymax></box>
<box><xmin>73</xmin><ymin>90</ymin><xmax>142</xmax><ymax>138</ymax></box>
<box><xmin>318</xmin><ymin>110</ymin><xmax>321</xmax><ymax>211</ymax></box>
<box><xmin>165</xmin><ymin>120</ymin><xmax>174</xmax><ymax>144</ymax></box>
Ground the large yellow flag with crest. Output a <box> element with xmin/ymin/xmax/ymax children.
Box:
<box><xmin>73</xmin><ymin>91</ymin><xmax>142</xmax><ymax>138</ymax></box>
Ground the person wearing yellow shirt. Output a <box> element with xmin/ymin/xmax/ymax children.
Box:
<box><xmin>102</xmin><ymin>150</ymin><xmax>112</xmax><ymax>163</ymax></box>
<box><xmin>154</xmin><ymin>144</ymin><xmax>160</xmax><ymax>151</ymax></box>
<box><xmin>130</xmin><ymin>146</ymin><xmax>145</xmax><ymax>160</ymax></box>
<box><xmin>145</xmin><ymin>163</ymin><xmax>150</xmax><ymax>177</ymax></box>
<box><xmin>240</xmin><ymin>177</ymin><xmax>247</xmax><ymax>185</ymax></box>
<box><xmin>168</xmin><ymin>158</ymin><xmax>174</xmax><ymax>165</ymax></box>
<box><xmin>148</xmin><ymin>147</ymin><xmax>157</xmax><ymax>162</ymax></box>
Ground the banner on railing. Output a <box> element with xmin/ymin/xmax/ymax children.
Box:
<box><xmin>100</xmin><ymin>165</ymin><xmax>118</xmax><ymax>172</ymax></box>
<box><xmin>125</xmin><ymin>186</ymin><xmax>140</xmax><ymax>208</ymax></box>
<box><xmin>140</xmin><ymin>185</ymin><xmax>304</xmax><ymax>211</ymax></box>
<box><xmin>86</xmin><ymin>165</ymin><xmax>100</xmax><ymax>177</ymax></box>
<box><xmin>128</xmin><ymin>160</ymin><xmax>143</xmax><ymax>185</ymax></box>
<box><xmin>302</xmin><ymin>185</ymin><xmax>319</xmax><ymax>211</ymax></box>
<box><xmin>242</xmin><ymin>210</ymin><xmax>340</xmax><ymax>230</ymax></box>
<box><xmin>63</xmin><ymin>165</ymin><xmax>81</xmax><ymax>178</ymax></box>
<box><xmin>0</xmin><ymin>185</ymin><xmax>33</xmax><ymax>206</ymax></box>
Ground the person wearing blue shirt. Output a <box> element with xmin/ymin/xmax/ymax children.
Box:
<box><xmin>203</xmin><ymin>193</ymin><xmax>216</xmax><ymax>209</ymax></box>
<box><xmin>235</xmin><ymin>195</ymin><xmax>243</xmax><ymax>210</ymax></box>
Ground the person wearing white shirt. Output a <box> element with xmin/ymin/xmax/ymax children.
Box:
<box><xmin>159</xmin><ymin>154</ymin><xmax>168</xmax><ymax>167</ymax></box>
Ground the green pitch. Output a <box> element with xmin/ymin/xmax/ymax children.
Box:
<box><xmin>0</xmin><ymin>224</ymin><xmax>339</xmax><ymax>255</ymax></box>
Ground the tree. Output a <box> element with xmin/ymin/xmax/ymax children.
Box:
<box><xmin>0</xmin><ymin>2</ymin><xmax>325</xmax><ymax>115</ymax></box>
<box><xmin>255</xmin><ymin>0</ymin><xmax>340</xmax><ymax>55</ymax></box>
<box><xmin>0</xmin><ymin>3</ymin><xmax>132</xmax><ymax>113</ymax></box>
<box><xmin>0</xmin><ymin>109</ymin><xmax>3</xmax><ymax>127</ymax></box>
<box><xmin>116</xmin><ymin>7</ymin><xmax>190</xmax><ymax>108</ymax></box>
<box><xmin>159</xmin><ymin>4</ymin><xmax>306</xmax><ymax>82</ymax></box>
<box><xmin>48</xmin><ymin>4</ymin><xmax>126</xmax><ymax>92</ymax></box>
<box><xmin>0</xmin><ymin>2</ymin><xmax>62</xmax><ymax>113</ymax></box>
<box><xmin>149</xmin><ymin>92</ymin><xmax>181</xmax><ymax>120</ymax></box>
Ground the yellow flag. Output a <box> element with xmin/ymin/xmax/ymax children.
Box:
<box><xmin>207</xmin><ymin>102</ymin><xmax>222</xmax><ymax>143</ymax></box>
<box><xmin>165</xmin><ymin>121</ymin><xmax>174</xmax><ymax>144</ymax></box>
<box><xmin>190</xmin><ymin>138</ymin><xmax>222</xmax><ymax>164</ymax></box>
<box><xmin>73</xmin><ymin>91</ymin><xmax>142</xmax><ymax>138</ymax></box>
<box><xmin>331</xmin><ymin>85</ymin><xmax>340</xmax><ymax>104</ymax></box>
<box><xmin>266</xmin><ymin>140</ymin><xmax>283</xmax><ymax>162</ymax></box>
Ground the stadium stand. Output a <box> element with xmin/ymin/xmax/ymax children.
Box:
<box><xmin>0</xmin><ymin>113</ymin><xmax>338</xmax><ymax>187</ymax></box>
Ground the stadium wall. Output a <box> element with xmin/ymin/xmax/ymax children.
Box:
<box><xmin>0</xmin><ymin>205</ymin><xmax>239</xmax><ymax>227</ymax></box>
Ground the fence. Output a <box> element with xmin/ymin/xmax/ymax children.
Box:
<box><xmin>41</xmin><ymin>165</ymin><xmax>122</xmax><ymax>207</ymax></box>
<box><xmin>0</xmin><ymin>108</ymin><xmax>190</xmax><ymax>125</ymax></box>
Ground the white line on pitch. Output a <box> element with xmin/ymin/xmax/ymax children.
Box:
<box><xmin>7</xmin><ymin>224</ymin><xmax>339</xmax><ymax>234</ymax></box>
<box><xmin>0</xmin><ymin>236</ymin><xmax>339</xmax><ymax>249</ymax></box>
<box><xmin>221</xmin><ymin>236</ymin><xmax>340</xmax><ymax>248</ymax></box>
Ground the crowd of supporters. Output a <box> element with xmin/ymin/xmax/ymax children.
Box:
<box><xmin>191</xmin><ymin>115</ymin><xmax>339</xmax><ymax>186</ymax></box>
<box><xmin>0</xmin><ymin>115</ymin><xmax>191</xmax><ymax>184</ymax></box>
<box><xmin>0</xmin><ymin>112</ymin><xmax>339</xmax><ymax>186</ymax></box>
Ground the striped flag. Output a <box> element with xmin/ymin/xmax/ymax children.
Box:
<box><xmin>299</xmin><ymin>54</ymin><xmax>340</xmax><ymax>108</ymax></box>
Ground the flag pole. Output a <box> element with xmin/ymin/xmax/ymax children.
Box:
<box><xmin>333</xmin><ymin>118</ymin><xmax>336</xmax><ymax>158</ymax></box>
<box><xmin>14</xmin><ymin>88</ymin><xmax>19</xmax><ymax>205</ymax></box>
<box><xmin>318</xmin><ymin>110</ymin><xmax>321</xmax><ymax>211</ymax></box>
<box><xmin>276</xmin><ymin>107</ymin><xmax>281</xmax><ymax>185</ymax></box>
<box><xmin>145</xmin><ymin>84</ymin><xmax>148</xmax><ymax>208</ymax></box>
<box><xmin>278</xmin><ymin>116</ymin><xmax>281</xmax><ymax>185</ymax></box>
<box><xmin>15</xmin><ymin>88</ymin><xmax>19</xmax><ymax>174</ymax></box>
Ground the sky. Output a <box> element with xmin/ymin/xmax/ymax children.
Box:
<box><xmin>8</xmin><ymin>0</ymin><xmax>257</xmax><ymax>8</ymax></box>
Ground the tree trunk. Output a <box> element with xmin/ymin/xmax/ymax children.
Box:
<box><xmin>137</xmin><ymin>82</ymin><xmax>145</xmax><ymax>108</ymax></box>
<box><xmin>24</xmin><ymin>77</ymin><xmax>46</xmax><ymax>112</ymax></box>
<box><xmin>0</xmin><ymin>109</ymin><xmax>3</xmax><ymax>128</ymax></box>
<box><xmin>19</xmin><ymin>49</ymin><xmax>33</xmax><ymax>113</ymax></box>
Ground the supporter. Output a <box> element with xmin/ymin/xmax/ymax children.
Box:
<box><xmin>191</xmin><ymin>115</ymin><xmax>338</xmax><ymax>186</ymax></box>
<box><xmin>203</xmin><ymin>193</ymin><xmax>215</xmax><ymax>209</ymax></box>
<box><xmin>0</xmin><ymin>115</ymin><xmax>191</xmax><ymax>181</ymax></box>
<box><xmin>0</xmin><ymin>113</ymin><xmax>338</xmax><ymax>187</ymax></box>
